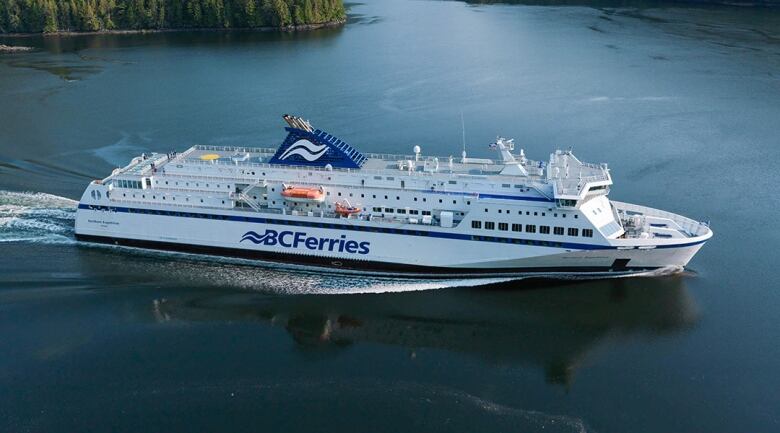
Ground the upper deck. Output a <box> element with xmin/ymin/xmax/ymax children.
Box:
<box><xmin>108</xmin><ymin>114</ymin><xmax>612</xmax><ymax>207</ymax></box>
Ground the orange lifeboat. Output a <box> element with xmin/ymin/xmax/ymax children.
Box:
<box><xmin>335</xmin><ymin>201</ymin><xmax>362</xmax><ymax>217</ymax></box>
<box><xmin>281</xmin><ymin>185</ymin><xmax>325</xmax><ymax>203</ymax></box>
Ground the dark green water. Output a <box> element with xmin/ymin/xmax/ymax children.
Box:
<box><xmin>1</xmin><ymin>1</ymin><xmax>780</xmax><ymax>432</ymax></box>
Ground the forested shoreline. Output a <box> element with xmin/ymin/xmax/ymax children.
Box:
<box><xmin>0</xmin><ymin>0</ymin><xmax>346</xmax><ymax>34</ymax></box>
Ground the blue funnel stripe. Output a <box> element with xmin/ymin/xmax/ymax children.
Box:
<box><xmin>269</xmin><ymin>127</ymin><xmax>365</xmax><ymax>169</ymax></box>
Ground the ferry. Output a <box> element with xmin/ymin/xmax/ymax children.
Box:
<box><xmin>74</xmin><ymin>115</ymin><xmax>712</xmax><ymax>277</ymax></box>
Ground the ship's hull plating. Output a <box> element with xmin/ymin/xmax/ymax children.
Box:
<box><xmin>75</xmin><ymin>207</ymin><xmax>706</xmax><ymax>277</ymax></box>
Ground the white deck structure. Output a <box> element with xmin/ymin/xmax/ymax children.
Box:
<box><xmin>75</xmin><ymin>115</ymin><xmax>712</xmax><ymax>276</ymax></box>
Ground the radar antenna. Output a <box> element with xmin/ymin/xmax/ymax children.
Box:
<box><xmin>460</xmin><ymin>111</ymin><xmax>467</xmax><ymax>162</ymax></box>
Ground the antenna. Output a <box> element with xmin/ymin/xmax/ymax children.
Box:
<box><xmin>460</xmin><ymin>111</ymin><xmax>466</xmax><ymax>155</ymax></box>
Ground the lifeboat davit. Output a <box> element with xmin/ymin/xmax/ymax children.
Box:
<box><xmin>335</xmin><ymin>201</ymin><xmax>361</xmax><ymax>217</ymax></box>
<box><xmin>281</xmin><ymin>185</ymin><xmax>325</xmax><ymax>203</ymax></box>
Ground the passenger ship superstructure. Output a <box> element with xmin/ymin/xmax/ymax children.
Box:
<box><xmin>75</xmin><ymin>115</ymin><xmax>712</xmax><ymax>276</ymax></box>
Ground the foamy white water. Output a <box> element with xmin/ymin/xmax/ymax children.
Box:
<box><xmin>0</xmin><ymin>191</ymin><xmax>78</xmax><ymax>244</ymax></box>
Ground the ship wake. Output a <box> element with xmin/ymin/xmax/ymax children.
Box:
<box><xmin>0</xmin><ymin>190</ymin><xmax>78</xmax><ymax>244</ymax></box>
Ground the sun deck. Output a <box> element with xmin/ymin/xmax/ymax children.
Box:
<box><xmin>173</xmin><ymin>145</ymin><xmax>601</xmax><ymax>183</ymax></box>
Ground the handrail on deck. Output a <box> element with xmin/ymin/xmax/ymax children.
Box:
<box><xmin>611</xmin><ymin>200</ymin><xmax>710</xmax><ymax>237</ymax></box>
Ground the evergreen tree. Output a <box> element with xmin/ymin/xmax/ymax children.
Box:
<box><xmin>0</xmin><ymin>0</ymin><xmax>346</xmax><ymax>33</ymax></box>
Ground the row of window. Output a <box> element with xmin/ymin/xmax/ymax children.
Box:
<box><xmin>157</xmin><ymin>179</ymin><xmax>232</xmax><ymax>189</ymax></box>
<box><xmin>116</xmin><ymin>179</ymin><xmax>143</xmax><ymax>189</ymax></box>
<box><xmin>471</xmin><ymin>220</ymin><xmax>594</xmax><ymax>237</ymax></box>
<box><xmin>486</xmin><ymin>208</ymin><xmax>578</xmax><ymax>219</ymax></box>
<box><xmin>121</xmin><ymin>192</ymin><xmax>224</xmax><ymax>204</ymax></box>
<box><xmin>328</xmin><ymin>190</ymin><xmax>460</xmax><ymax>205</ymax></box>
<box><xmin>472</xmin><ymin>237</ymin><xmax>563</xmax><ymax>247</ymax></box>
<box><xmin>371</xmin><ymin>207</ymin><xmax>432</xmax><ymax>216</ymax></box>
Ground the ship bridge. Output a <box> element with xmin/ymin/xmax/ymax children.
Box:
<box><xmin>546</xmin><ymin>150</ymin><xmax>612</xmax><ymax>206</ymax></box>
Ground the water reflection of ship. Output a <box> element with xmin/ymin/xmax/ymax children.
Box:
<box><xmin>151</xmin><ymin>276</ymin><xmax>698</xmax><ymax>388</ymax></box>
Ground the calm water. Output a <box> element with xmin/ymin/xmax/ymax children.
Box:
<box><xmin>2</xmin><ymin>1</ymin><xmax>780</xmax><ymax>432</ymax></box>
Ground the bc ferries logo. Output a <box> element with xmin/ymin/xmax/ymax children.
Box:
<box><xmin>241</xmin><ymin>230</ymin><xmax>370</xmax><ymax>255</ymax></box>
<box><xmin>278</xmin><ymin>139</ymin><xmax>329</xmax><ymax>162</ymax></box>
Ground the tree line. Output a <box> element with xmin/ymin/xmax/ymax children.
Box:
<box><xmin>0</xmin><ymin>0</ymin><xmax>346</xmax><ymax>33</ymax></box>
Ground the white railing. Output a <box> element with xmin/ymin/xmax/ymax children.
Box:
<box><xmin>611</xmin><ymin>200</ymin><xmax>711</xmax><ymax>238</ymax></box>
<box><xmin>233</xmin><ymin>192</ymin><xmax>262</xmax><ymax>212</ymax></box>
<box><xmin>195</xmin><ymin>144</ymin><xmax>277</xmax><ymax>154</ymax></box>
<box><xmin>363</xmin><ymin>152</ymin><xmax>418</xmax><ymax>161</ymax></box>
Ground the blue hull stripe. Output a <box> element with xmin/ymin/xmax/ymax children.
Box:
<box><xmin>77</xmin><ymin>204</ymin><xmax>707</xmax><ymax>250</ymax></box>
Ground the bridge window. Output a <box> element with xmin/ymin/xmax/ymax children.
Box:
<box><xmin>397</xmin><ymin>209</ymin><xmax>407</xmax><ymax>214</ymax></box>
<box><xmin>526</xmin><ymin>224</ymin><xmax>536</xmax><ymax>233</ymax></box>
<box><xmin>540</xmin><ymin>226</ymin><xmax>550</xmax><ymax>234</ymax></box>
<box><xmin>498</xmin><ymin>223</ymin><xmax>508</xmax><ymax>231</ymax></box>
<box><xmin>554</xmin><ymin>227</ymin><xmax>564</xmax><ymax>235</ymax></box>
<box><xmin>422</xmin><ymin>211</ymin><xmax>431</xmax><ymax>216</ymax></box>
<box><xmin>472</xmin><ymin>221</ymin><xmax>482</xmax><ymax>229</ymax></box>
<box><xmin>485</xmin><ymin>221</ymin><xmax>495</xmax><ymax>230</ymax></box>
<box><xmin>372</xmin><ymin>207</ymin><xmax>382</xmax><ymax>212</ymax></box>
<box><xmin>511</xmin><ymin>223</ymin><xmax>522</xmax><ymax>232</ymax></box>
<box><xmin>583</xmin><ymin>229</ymin><xmax>593</xmax><ymax>237</ymax></box>
<box><xmin>568</xmin><ymin>228</ymin><xmax>579</xmax><ymax>236</ymax></box>
<box><xmin>385</xmin><ymin>208</ymin><xmax>394</xmax><ymax>213</ymax></box>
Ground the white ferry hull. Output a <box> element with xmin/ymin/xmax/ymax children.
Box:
<box><xmin>75</xmin><ymin>206</ymin><xmax>707</xmax><ymax>277</ymax></box>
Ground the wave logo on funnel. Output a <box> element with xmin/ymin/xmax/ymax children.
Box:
<box><xmin>278</xmin><ymin>139</ymin><xmax>328</xmax><ymax>162</ymax></box>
